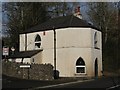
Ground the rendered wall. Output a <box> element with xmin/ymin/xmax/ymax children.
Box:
<box><xmin>19</xmin><ymin>28</ymin><xmax>92</xmax><ymax>51</ymax></box>
<box><xmin>91</xmin><ymin>28</ymin><xmax>102</xmax><ymax>77</ymax></box>
<box><xmin>31</xmin><ymin>52</ymin><xmax>42</xmax><ymax>64</ymax></box>
<box><xmin>19</xmin><ymin>27</ymin><xmax>102</xmax><ymax>77</ymax></box>
<box><xmin>41</xmin><ymin>28</ymin><xmax>100</xmax><ymax>77</ymax></box>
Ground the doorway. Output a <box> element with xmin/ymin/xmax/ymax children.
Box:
<box><xmin>95</xmin><ymin>58</ymin><xmax>98</xmax><ymax>77</ymax></box>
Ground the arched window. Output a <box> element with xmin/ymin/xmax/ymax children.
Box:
<box><xmin>76</xmin><ymin>57</ymin><xmax>86</xmax><ymax>74</ymax></box>
<box><xmin>94</xmin><ymin>32</ymin><xmax>98</xmax><ymax>49</ymax></box>
<box><xmin>35</xmin><ymin>34</ymin><xmax>41</xmax><ymax>49</ymax></box>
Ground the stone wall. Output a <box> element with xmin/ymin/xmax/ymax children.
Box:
<box><xmin>2</xmin><ymin>61</ymin><xmax>54</xmax><ymax>80</ymax></box>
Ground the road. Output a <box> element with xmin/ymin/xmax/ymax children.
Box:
<box><xmin>2</xmin><ymin>75</ymin><xmax>120</xmax><ymax>90</ymax></box>
<box><xmin>36</xmin><ymin>77</ymin><xmax>120</xmax><ymax>89</ymax></box>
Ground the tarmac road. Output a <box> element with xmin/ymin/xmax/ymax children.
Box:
<box><xmin>2</xmin><ymin>74</ymin><xmax>87</xmax><ymax>89</ymax></box>
<box><xmin>46</xmin><ymin>76</ymin><xmax>120</xmax><ymax>89</ymax></box>
<box><xmin>2</xmin><ymin>74</ymin><xmax>120</xmax><ymax>90</ymax></box>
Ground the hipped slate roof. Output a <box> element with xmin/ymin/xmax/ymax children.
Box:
<box><xmin>8</xmin><ymin>50</ymin><xmax>42</xmax><ymax>58</ymax></box>
<box><xmin>20</xmin><ymin>15</ymin><xmax>100</xmax><ymax>34</ymax></box>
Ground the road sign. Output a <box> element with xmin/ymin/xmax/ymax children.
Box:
<box><xmin>20</xmin><ymin>65</ymin><xmax>31</xmax><ymax>68</ymax></box>
<box><xmin>3</xmin><ymin>47</ymin><xmax>9</xmax><ymax>56</ymax></box>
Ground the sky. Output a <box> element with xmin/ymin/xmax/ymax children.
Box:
<box><xmin>1</xmin><ymin>0</ymin><xmax>119</xmax><ymax>37</ymax></box>
<box><xmin>1</xmin><ymin>2</ymin><xmax>89</xmax><ymax>37</ymax></box>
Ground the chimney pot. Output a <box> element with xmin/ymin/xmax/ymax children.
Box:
<box><xmin>74</xmin><ymin>6</ymin><xmax>82</xmax><ymax>19</ymax></box>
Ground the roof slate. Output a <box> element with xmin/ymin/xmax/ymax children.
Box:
<box><xmin>8</xmin><ymin>50</ymin><xmax>42</xmax><ymax>58</ymax></box>
<box><xmin>20</xmin><ymin>15</ymin><xmax>100</xmax><ymax>34</ymax></box>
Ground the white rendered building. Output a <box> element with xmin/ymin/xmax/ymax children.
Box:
<box><xmin>9</xmin><ymin>10</ymin><xmax>102</xmax><ymax>77</ymax></box>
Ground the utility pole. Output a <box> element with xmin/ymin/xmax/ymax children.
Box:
<box><xmin>53</xmin><ymin>27</ymin><xmax>57</xmax><ymax>79</ymax></box>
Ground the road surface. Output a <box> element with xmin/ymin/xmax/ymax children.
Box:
<box><xmin>35</xmin><ymin>76</ymin><xmax>120</xmax><ymax>89</ymax></box>
<box><xmin>2</xmin><ymin>75</ymin><xmax>120</xmax><ymax>90</ymax></box>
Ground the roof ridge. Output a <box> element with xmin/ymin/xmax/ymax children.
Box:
<box><xmin>20</xmin><ymin>15</ymin><xmax>100</xmax><ymax>34</ymax></box>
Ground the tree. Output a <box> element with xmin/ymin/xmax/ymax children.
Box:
<box><xmin>86</xmin><ymin>2</ymin><xmax>119</xmax><ymax>72</ymax></box>
<box><xmin>87</xmin><ymin>2</ymin><xmax>118</xmax><ymax>44</ymax></box>
<box><xmin>2</xmin><ymin>2</ymin><xmax>79</xmax><ymax>51</ymax></box>
<box><xmin>2</xmin><ymin>2</ymin><xmax>50</xmax><ymax>51</ymax></box>
<box><xmin>45</xmin><ymin>2</ymin><xmax>78</xmax><ymax>18</ymax></box>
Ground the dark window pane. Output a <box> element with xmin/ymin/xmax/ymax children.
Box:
<box><xmin>76</xmin><ymin>67</ymin><xmax>85</xmax><ymax>73</ymax></box>
<box><xmin>94</xmin><ymin>32</ymin><xmax>98</xmax><ymax>48</ymax></box>
<box><xmin>32</xmin><ymin>58</ymin><xmax>34</xmax><ymax>62</ymax></box>
<box><xmin>35</xmin><ymin>34</ymin><xmax>41</xmax><ymax>41</ymax></box>
<box><xmin>35</xmin><ymin>43</ymin><xmax>41</xmax><ymax>48</ymax></box>
<box><xmin>76</xmin><ymin>57</ymin><xmax>85</xmax><ymax>65</ymax></box>
<box><xmin>35</xmin><ymin>34</ymin><xmax>41</xmax><ymax>48</ymax></box>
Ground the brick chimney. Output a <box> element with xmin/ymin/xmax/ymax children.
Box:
<box><xmin>74</xmin><ymin>6</ymin><xmax>82</xmax><ymax>19</ymax></box>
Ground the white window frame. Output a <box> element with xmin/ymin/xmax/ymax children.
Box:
<box><xmin>76</xmin><ymin>65</ymin><xmax>86</xmax><ymax>74</ymax></box>
<box><xmin>34</xmin><ymin>34</ymin><xmax>41</xmax><ymax>49</ymax></box>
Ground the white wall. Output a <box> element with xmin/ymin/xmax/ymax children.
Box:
<box><xmin>31</xmin><ymin>52</ymin><xmax>42</xmax><ymax>64</ymax></box>
<box><xmin>20</xmin><ymin>34</ymin><xmax>25</xmax><ymax>51</ymax></box>
<box><xmin>42</xmin><ymin>48</ymin><xmax>94</xmax><ymax>77</ymax></box>
<box><xmin>90</xmin><ymin>28</ymin><xmax>102</xmax><ymax>76</ymax></box>
<box><xmin>20</xmin><ymin>30</ymin><xmax>54</xmax><ymax>51</ymax></box>
<box><xmin>93</xmin><ymin>49</ymin><xmax>102</xmax><ymax>76</ymax></box>
<box><xmin>19</xmin><ymin>28</ymin><xmax>92</xmax><ymax>51</ymax></box>
<box><xmin>23</xmin><ymin>58</ymin><xmax>31</xmax><ymax>64</ymax></box>
<box><xmin>19</xmin><ymin>27</ymin><xmax>102</xmax><ymax>77</ymax></box>
<box><xmin>56</xmin><ymin>28</ymin><xmax>92</xmax><ymax>48</ymax></box>
<box><xmin>41</xmin><ymin>28</ymin><xmax>102</xmax><ymax>77</ymax></box>
<box><xmin>91</xmin><ymin>29</ymin><xmax>102</xmax><ymax>49</ymax></box>
<box><xmin>57</xmin><ymin>48</ymin><xmax>93</xmax><ymax>77</ymax></box>
<box><xmin>8</xmin><ymin>58</ymin><xmax>31</xmax><ymax>63</ymax></box>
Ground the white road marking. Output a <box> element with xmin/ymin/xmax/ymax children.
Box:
<box><xmin>29</xmin><ymin>79</ymin><xmax>94</xmax><ymax>89</ymax></box>
<box><xmin>106</xmin><ymin>85</ymin><xmax>120</xmax><ymax>90</ymax></box>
